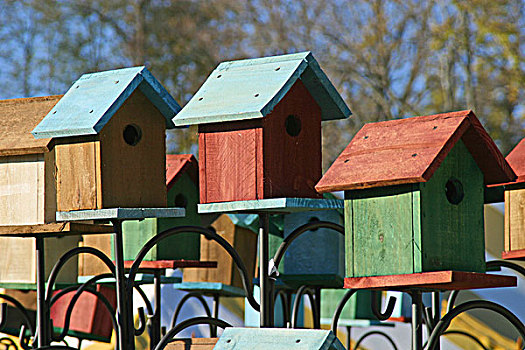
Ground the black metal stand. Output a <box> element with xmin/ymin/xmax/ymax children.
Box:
<box><xmin>258</xmin><ymin>213</ymin><xmax>272</xmax><ymax>327</ymax></box>
<box><xmin>35</xmin><ymin>237</ymin><xmax>47</xmax><ymax>347</ymax></box>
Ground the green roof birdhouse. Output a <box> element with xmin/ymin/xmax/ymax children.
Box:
<box><xmin>173</xmin><ymin>52</ymin><xmax>350</xmax><ymax>204</ymax></box>
<box><xmin>119</xmin><ymin>154</ymin><xmax>201</xmax><ymax>261</ymax></box>
<box><xmin>316</xmin><ymin>110</ymin><xmax>515</xmax><ymax>278</ymax></box>
<box><xmin>32</xmin><ymin>66</ymin><xmax>180</xmax><ymax>212</ymax></box>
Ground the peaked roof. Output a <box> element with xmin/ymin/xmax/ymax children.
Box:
<box><xmin>173</xmin><ymin>52</ymin><xmax>351</xmax><ymax>126</ymax></box>
<box><xmin>316</xmin><ymin>110</ymin><xmax>515</xmax><ymax>192</ymax></box>
<box><xmin>166</xmin><ymin>154</ymin><xmax>198</xmax><ymax>190</ymax></box>
<box><xmin>0</xmin><ymin>95</ymin><xmax>61</xmax><ymax>156</ymax></box>
<box><xmin>32</xmin><ymin>66</ymin><xmax>181</xmax><ymax>139</ymax></box>
<box><xmin>505</xmin><ymin>139</ymin><xmax>525</xmax><ymax>185</ymax></box>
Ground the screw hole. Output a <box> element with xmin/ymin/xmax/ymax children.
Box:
<box><xmin>75</xmin><ymin>85</ymin><xmax>79</xmax><ymax>89</ymax></box>
<box><xmin>89</xmin><ymin>109</ymin><xmax>93</xmax><ymax>113</ymax></box>
<box><xmin>445</xmin><ymin>177</ymin><xmax>464</xmax><ymax>205</ymax></box>
<box><xmin>198</xmin><ymin>97</ymin><xmax>203</xmax><ymax>101</ymax></box>
<box><xmin>433</xmin><ymin>126</ymin><xmax>438</xmax><ymax>130</ymax></box>
<box><xmin>226</xmin><ymin>339</ymin><xmax>231</xmax><ymax>343</ymax></box>
<box><xmin>217</xmin><ymin>75</ymin><xmax>222</xmax><ymax>78</ymax></box>
<box><xmin>52</xmin><ymin>110</ymin><xmax>57</xmax><ymax>114</ymax></box>
<box><xmin>308</xmin><ymin>217</ymin><xmax>320</xmax><ymax>232</ymax></box>
<box><xmin>275</xmin><ymin>67</ymin><xmax>280</xmax><ymax>71</ymax></box>
<box><xmin>364</xmin><ymin>135</ymin><xmax>369</xmax><ymax>140</ymax></box>
<box><xmin>254</xmin><ymin>93</ymin><xmax>259</xmax><ymax>97</ymax></box>
<box><xmin>285</xmin><ymin>115</ymin><xmax>302</xmax><ymax>137</ymax></box>
<box><xmin>115</xmin><ymin>80</ymin><xmax>119</xmax><ymax>84</ymax></box>
<box><xmin>344</xmin><ymin>159</ymin><xmax>350</xmax><ymax>163</ymax></box>
<box><xmin>123</xmin><ymin>124</ymin><xmax>142</xmax><ymax>146</ymax></box>
<box><xmin>412</xmin><ymin>153</ymin><xmax>417</xmax><ymax>157</ymax></box>
<box><xmin>296</xmin><ymin>339</ymin><xmax>301</xmax><ymax>343</ymax></box>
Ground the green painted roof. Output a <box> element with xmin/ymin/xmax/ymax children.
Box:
<box><xmin>173</xmin><ymin>52</ymin><xmax>351</xmax><ymax>126</ymax></box>
<box><xmin>32</xmin><ymin>66</ymin><xmax>181</xmax><ymax>139</ymax></box>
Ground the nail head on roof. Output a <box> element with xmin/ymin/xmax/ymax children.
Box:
<box><xmin>275</xmin><ymin>67</ymin><xmax>281</xmax><ymax>71</ymax></box>
<box><xmin>412</xmin><ymin>153</ymin><xmax>418</xmax><ymax>157</ymax></box>
<box><xmin>254</xmin><ymin>93</ymin><xmax>259</xmax><ymax>97</ymax></box>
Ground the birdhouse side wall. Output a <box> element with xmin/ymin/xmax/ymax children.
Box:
<box><xmin>198</xmin><ymin>120</ymin><xmax>263</xmax><ymax>203</ymax></box>
<box><xmin>262</xmin><ymin>80</ymin><xmax>322</xmax><ymax>199</ymax></box>
<box><xmin>345</xmin><ymin>184</ymin><xmax>419</xmax><ymax>277</ymax></box>
<box><xmin>504</xmin><ymin>188</ymin><xmax>525</xmax><ymax>252</ymax></box>
<box><xmin>79</xmin><ymin>234</ymin><xmax>112</xmax><ymax>277</ymax></box>
<box><xmin>99</xmin><ymin>89</ymin><xmax>167</xmax><ymax>208</ymax></box>
<box><xmin>282</xmin><ymin>210</ymin><xmax>344</xmax><ymax>278</ymax></box>
<box><xmin>0</xmin><ymin>154</ymin><xmax>49</xmax><ymax>225</ymax></box>
<box><xmin>320</xmin><ymin>289</ymin><xmax>379</xmax><ymax>321</ymax></box>
<box><xmin>419</xmin><ymin>139</ymin><xmax>485</xmax><ymax>273</ymax></box>
<box><xmin>0</xmin><ymin>236</ymin><xmax>79</xmax><ymax>287</ymax></box>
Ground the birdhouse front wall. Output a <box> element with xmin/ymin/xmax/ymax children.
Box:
<box><xmin>55</xmin><ymin>90</ymin><xmax>167</xmax><ymax>211</ymax></box>
<box><xmin>198</xmin><ymin>80</ymin><xmax>322</xmax><ymax>204</ymax></box>
<box><xmin>345</xmin><ymin>140</ymin><xmax>485</xmax><ymax>277</ymax></box>
<box><xmin>282</xmin><ymin>210</ymin><xmax>344</xmax><ymax>278</ymax></box>
<box><xmin>504</xmin><ymin>187</ymin><xmax>525</xmax><ymax>252</ymax></box>
<box><xmin>120</xmin><ymin>172</ymin><xmax>201</xmax><ymax>261</ymax></box>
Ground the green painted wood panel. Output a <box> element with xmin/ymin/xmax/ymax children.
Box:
<box><xmin>320</xmin><ymin>289</ymin><xmax>379</xmax><ymax>321</ymax></box>
<box><xmin>419</xmin><ymin>140</ymin><xmax>485</xmax><ymax>273</ymax></box>
<box><xmin>345</xmin><ymin>185</ymin><xmax>416</xmax><ymax>277</ymax></box>
<box><xmin>120</xmin><ymin>173</ymin><xmax>201</xmax><ymax>261</ymax></box>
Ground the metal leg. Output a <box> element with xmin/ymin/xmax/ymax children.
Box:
<box><xmin>411</xmin><ymin>291</ymin><xmax>423</xmax><ymax>350</ymax></box>
<box><xmin>212</xmin><ymin>294</ymin><xmax>220</xmax><ymax>337</ymax></box>
<box><xmin>112</xmin><ymin>219</ymin><xmax>133</xmax><ymax>350</ymax></box>
<box><xmin>150</xmin><ymin>270</ymin><xmax>162</xmax><ymax>349</ymax></box>
<box><xmin>346</xmin><ymin>326</ymin><xmax>352</xmax><ymax>350</ymax></box>
<box><xmin>258</xmin><ymin>213</ymin><xmax>272</xmax><ymax>327</ymax></box>
<box><xmin>431</xmin><ymin>292</ymin><xmax>440</xmax><ymax>350</ymax></box>
<box><xmin>314</xmin><ymin>288</ymin><xmax>321</xmax><ymax>329</ymax></box>
<box><xmin>35</xmin><ymin>236</ymin><xmax>48</xmax><ymax>347</ymax></box>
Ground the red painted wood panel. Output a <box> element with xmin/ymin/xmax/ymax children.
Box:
<box><xmin>50</xmin><ymin>285</ymin><xmax>117</xmax><ymax>340</ymax></box>
<box><xmin>344</xmin><ymin>271</ymin><xmax>516</xmax><ymax>291</ymax></box>
<box><xmin>502</xmin><ymin>249</ymin><xmax>525</xmax><ymax>261</ymax></box>
<box><xmin>317</xmin><ymin>110</ymin><xmax>515</xmax><ymax>193</ymax></box>
<box><xmin>199</xmin><ymin>121</ymin><xmax>262</xmax><ymax>203</ymax></box>
<box><xmin>122</xmin><ymin>260</ymin><xmax>217</xmax><ymax>269</ymax></box>
<box><xmin>262</xmin><ymin>80</ymin><xmax>322</xmax><ymax>198</ymax></box>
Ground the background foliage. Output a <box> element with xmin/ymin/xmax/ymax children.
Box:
<box><xmin>0</xmin><ymin>0</ymin><xmax>523</xmax><ymax>169</ymax></box>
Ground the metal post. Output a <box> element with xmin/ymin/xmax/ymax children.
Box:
<box><xmin>411</xmin><ymin>291</ymin><xmax>423</xmax><ymax>350</ymax></box>
<box><xmin>112</xmin><ymin>220</ymin><xmax>133</xmax><ymax>350</ymax></box>
<box><xmin>258</xmin><ymin>213</ymin><xmax>272</xmax><ymax>327</ymax></box>
<box><xmin>314</xmin><ymin>288</ymin><xmax>321</xmax><ymax>329</ymax></box>
<box><xmin>212</xmin><ymin>294</ymin><xmax>220</xmax><ymax>337</ymax></box>
<box><xmin>346</xmin><ymin>326</ymin><xmax>352</xmax><ymax>350</ymax></box>
<box><xmin>431</xmin><ymin>291</ymin><xmax>441</xmax><ymax>350</ymax></box>
<box><xmin>35</xmin><ymin>236</ymin><xmax>47</xmax><ymax>347</ymax></box>
<box><xmin>150</xmin><ymin>270</ymin><xmax>162</xmax><ymax>349</ymax></box>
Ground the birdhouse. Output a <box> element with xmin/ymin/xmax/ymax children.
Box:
<box><xmin>214</xmin><ymin>328</ymin><xmax>345</xmax><ymax>350</ymax></box>
<box><xmin>32</xmin><ymin>66</ymin><xmax>181</xmax><ymax>212</ymax></box>
<box><xmin>501</xmin><ymin>139</ymin><xmax>525</xmax><ymax>259</ymax></box>
<box><xmin>183</xmin><ymin>214</ymin><xmax>257</xmax><ymax>289</ymax></box>
<box><xmin>316</xmin><ymin>110</ymin><xmax>515</xmax><ymax>278</ymax></box>
<box><xmin>79</xmin><ymin>234</ymin><xmax>113</xmax><ymax>277</ymax></box>
<box><xmin>50</xmin><ymin>285</ymin><xmax>117</xmax><ymax>342</ymax></box>
<box><xmin>173</xmin><ymin>52</ymin><xmax>350</xmax><ymax>204</ymax></box>
<box><xmin>120</xmin><ymin>154</ymin><xmax>201</xmax><ymax>261</ymax></box>
<box><xmin>320</xmin><ymin>289</ymin><xmax>380</xmax><ymax>325</ymax></box>
<box><xmin>281</xmin><ymin>201</ymin><xmax>344</xmax><ymax>287</ymax></box>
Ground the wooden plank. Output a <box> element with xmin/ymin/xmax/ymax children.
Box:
<box><xmin>419</xmin><ymin>140</ymin><xmax>486</xmax><ymax>273</ymax></box>
<box><xmin>316</xmin><ymin>110</ymin><xmax>514</xmax><ymax>193</ymax></box>
<box><xmin>0</xmin><ymin>223</ymin><xmax>113</xmax><ymax>237</ymax></box>
<box><xmin>122</xmin><ymin>260</ymin><xmax>217</xmax><ymax>269</ymax></box>
<box><xmin>199</xmin><ymin>132</ymin><xmax>207</xmax><ymax>203</ymax></box>
<box><xmin>80</xmin><ymin>234</ymin><xmax>113</xmax><ymax>276</ymax></box>
<box><xmin>502</xmin><ymin>249</ymin><xmax>525</xmax><ymax>260</ymax></box>
<box><xmin>56</xmin><ymin>208</ymin><xmax>184</xmax><ymax>222</ymax></box>
<box><xmin>99</xmin><ymin>89</ymin><xmax>167</xmax><ymax>208</ymax></box>
<box><xmin>348</xmin><ymin>185</ymin><xmax>415</xmax><ymax>277</ymax></box>
<box><xmin>262</xmin><ymin>80</ymin><xmax>322</xmax><ymax>199</ymax></box>
<box><xmin>505</xmin><ymin>190</ymin><xmax>511</xmax><ymax>251</ymax></box>
<box><xmin>0</xmin><ymin>154</ymin><xmax>45</xmax><ymax>225</ymax></box>
<box><xmin>344</xmin><ymin>271</ymin><xmax>517</xmax><ymax>291</ymax></box>
<box><xmin>198</xmin><ymin>198</ymin><xmax>343</xmax><ymax>214</ymax></box>
<box><xmin>44</xmin><ymin>148</ymin><xmax>57</xmax><ymax>223</ymax></box>
<box><xmin>0</xmin><ymin>96</ymin><xmax>58</xmax><ymax>156</ymax></box>
<box><xmin>507</xmin><ymin>189</ymin><xmax>525</xmax><ymax>251</ymax></box>
<box><xmin>55</xmin><ymin>140</ymin><xmax>98</xmax><ymax>211</ymax></box>
<box><xmin>165</xmin><ymin>338</ymin><xmax>218</xmax><ymax>350</ymax></box>
<box><xmin>200</xmin><ymin>122</ymin><xmax>260</xmax><ymax>203</ymax></box>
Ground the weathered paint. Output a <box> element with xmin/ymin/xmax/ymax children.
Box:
<box><xmin>173</xmin><ymin>52</ymin><xmax>350</xmax><ymax>126</ymax></box>
<box><xmin>214</xmin><ymin>328</ymin><xmax>345</xmax><ymax>350</ymax></box>
<box><xmin>32</xmin><ymin>66</ymin><xmax>180</xmax><ymax>139</ymax></box>
<box><xmin>198</xmin><ymin>198</ymin><xmax>343</xmax><ymax>214</ymax></box>
<box><xmin>56</xmin><ymin>207</ymin><xmax>184</xmax><ymax>222</ymax></box>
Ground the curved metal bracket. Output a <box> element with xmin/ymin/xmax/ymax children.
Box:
<box><xmin>170</xmin><ymin>293</ymin><xmax>213</xmax><ymax>333</ymax></box>
<box><xmin>154</xmin><ymin>317</ymin><xmax>232</xmax><ymax>350</ymax></box>
<box><xmin>441</xmin><ymin>330</ymin><xmax>489</xmax><ymax>350</ymax></box>
<box><xmin>353</xmin><ymin>330</ymin><xmax>399</xmax><ymax>350</ymax></box>
<box><xmin>330</xmin><ymin>289</ymin><xmax>357</xmax><ymax>333</ymax></box>
<box><xmin>0</xmin><ymin>293</ymin><xmax>35</xmax><ymax>336</ymax></box>
<box><xmin>371</xmin><ymin>291</ymin><xmax>396</xmax><ymax>321</ymax></box>
<box><xmin>290</xmin><ymin>285</ymin><xmax>319</xmax><ymax>329</ymax></box>
<box><xmin>134</xmin><ymin>307</ymin><xmax>146</xmax><ymax>336</ymax></box>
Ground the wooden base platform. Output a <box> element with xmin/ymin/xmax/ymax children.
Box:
<box><xmin>198</xmin><ymin>198</ymin><xmax>343</xmax><ymax>214</ymax></box>
<box><xmin>502</xmin><ymin>249</ymin><xmax>525</xmax><ymax>261</ymax></box>
<box><xmin>344</xmin><ymin>271</ymin><xmax>517</xmax><ymax>291</ymax></box>
<box><xmin>56</xmin><ymin>207</ymin><xmax>185</xmax><ymax>222</ymax></box>
<box><xmin>173</xmin><ymin>282</ymin><xmax>246</xmax><ymax>297</ymax></box>
<box><xmin>0</xmin><ymin>222</ymin><xmax>114</xmax><ymax>237</ymax></box>
<box><xmin>123</xmin><ymin>260</ymin><xmax>217</xmax><ymax>270</ymax></box>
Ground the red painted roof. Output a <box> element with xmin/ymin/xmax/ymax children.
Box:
<box><xmin>505</xmin><ymin>139</ymin><xmax>525</xmax><ymax>185</ymax></box>
<box><xmin>316</xmin><ymin>110</ymin><xmax>515</xmax><ymax>192</ymax></box>
<box><xmin>166</xmin><ymin>154</ymin><xmax>198</xmax><ymax>190</ymax></box>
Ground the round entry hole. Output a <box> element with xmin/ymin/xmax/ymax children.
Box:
<box><xmin>445</xmin><ymin>177</ymin><xmax>464</xmax><ymax>205</ymax></box>
<box><xmin>285</xmin><ymin>115</ymin><xmax>302</xmax><ymax>137</ymax></box>
<box><xmin>123</xmin><ymin>124</ymin><xmax>142</xmax><ymax>146</ymax></box>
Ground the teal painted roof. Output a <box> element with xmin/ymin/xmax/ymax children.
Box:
<box><xmin>32</xmin><ymin>66</ymin><xmax>181</xmax><ymax>139</ymax></box>
<box><xmin>173</xmin><ymin>52</ymin><xmax>351</xmax><ymax>126</ymax></box>
<box><xmin>215</xmin><ymin>328</ymin><xmax>345</xmax><ymax>350</ymax></box>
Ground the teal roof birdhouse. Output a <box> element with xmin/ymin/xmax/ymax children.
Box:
<box><xmin>317</xmin><ymin>110</ymin><xmax>515</xmax><ymax>278</ymax></box>
<box><xmin>173</xmin><ymin>52</ymin><xmax>350</xmax><ymax>204</ymax></box>
<box><xmin>120</xmin><ymin>154</ymin><xmax>201</xmax><ymax>261</ymax></box>
<box><xmin>214</xmin><ymin>328</ymin><xmax>345</xmax><ymax>350</ymax></box>
<box><xmin>32</xmin><ymin>66</ymin><xmax>180</xmax><ymax>212</ymax></box>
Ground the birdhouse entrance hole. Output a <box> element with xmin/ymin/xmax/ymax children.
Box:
<box><xmin>174</xmin><ymin>193</ymin><xmax>188</xmax><ymax>208</ymax></box>
<box><xmin>445</xmin><ymin>177</ymin><xmax>464</xmax><ymax>205</ymax></box>
<box><xmin>285</xmin><ymin>115</ymin><xmax>302</xmax><ymax>137</ymax></box>
<box><xmin>308</xmin><ymin>216</ymin><xmax>320</xmax><ymax>231</ymax></box>
<box><xmin>123</xmin><ymin>124</ymin><xmax>142</xmax><ymax>146</ymax></box>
